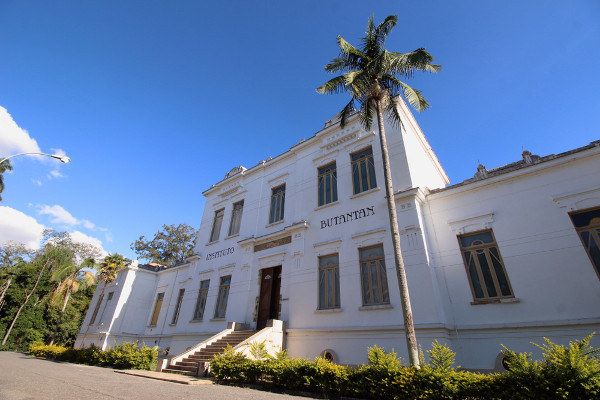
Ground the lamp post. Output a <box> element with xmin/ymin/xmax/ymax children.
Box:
<box><xmin>0</xmin><ymin>152</ymin><xmax>71</xmax><ymax>164</ymax></box>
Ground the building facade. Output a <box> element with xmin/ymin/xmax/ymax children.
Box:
<box><xmin>76</xmin><ymin>99</ymin><xmax>600</xmax><ymax>370</ymax></box>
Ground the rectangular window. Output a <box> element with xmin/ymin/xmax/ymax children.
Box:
<box><xmin>150</xmin><ymin>292</ymin><xmax>165</xmax><ymax>326</ymax></box>
<box><xmin>210</xmin><ymin>209</ymin><xmax>224</xmax><ymax>242</ymax></box>
<box><xmin>359</xmin><ymin>245</ymin><xmax>390</xmax><ymax>305</ymax></box>
<box><xmin>269</xmin><ymin>185</ymin><xmax>285</xmax><ymax>224</ymax></box>
<box><xmin>458</xmin><ymin>230</ymin><xmax>513</xmax><ymax>300</ymax></box>
<box><xmin>193</xmin><ymin>280</ymin><xmax>210</xmax><ymax>320</ymax></box>
<box><xmin>171</xmin><ymin>289</ymin><xmax>185</xmax><ymax>325</ymax></box>
<box><xmin>99</xmin><ymin>291</ymin><xmax>114</xmax><ymax>324</ymax></box>
<box><xmin>214</xmin><ymin>275</ymin><xmax>231</xmax><ymax>319</ymax></box>
<box><xmin>228</xmin><ymin>200</ymin><xmax>244</xmax><ymax>236</ymax></box>
<box><xmin>351</xmin><ymin>147</ymin><xmax>377</xmax><ymax>194</ymax></box>
<box><xmin>318</xmin><ymin>254</ymin><xmax>340</xmax><ymax>309</ymax></box>
<box><xmin>570</xmin><ymin>207</ymin><xmax>600</xmax><ymax>279</ymax></box>
<box><xmin>89</xmin><ymin>293</ymin><xmax>104</xmax><ymax>325</ymax></box>
<box><xmin>318</xmin><ymin>163</ymin><xmax>338</xmax><ymax>206</ymax></box>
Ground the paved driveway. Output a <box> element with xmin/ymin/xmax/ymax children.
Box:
<box><xmin>0</xmin><ymin>352</ymin><xmax>314</xmax><ymax>400</ymax></box>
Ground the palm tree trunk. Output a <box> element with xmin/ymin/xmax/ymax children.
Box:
<box><xmin>374</xmin><ymin>98</ymin><xmax>420</xmax><ymax>368</ymax></box>
<box><xmin>49</xmin><ymin>289</ymin><xmax>71</xmax><ymax>346</ymax></box>
<box><xmin>78</xmin><ymin>284</ymin><xmax>105</xmax><ymax>349</ymax></box>
<box><xmin>2</xmin><ymin>263</ymin><xmax>47</xmax><ymax>346</ymax></box>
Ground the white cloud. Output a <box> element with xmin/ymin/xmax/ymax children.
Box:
<box><xmin>31</xmin><ymin>179</ymin><xmax>42</xmax><ymax>186</ymax></box>
<box><xmin>69</xmin><ymin>231</ymin><xmax>108</xmax><ymax>258</ymax></box>
<box><xmin>0</xmin><ymin>206</ymin><xmax>109</xmax><ymax>257</ymax></box>
<box><xmin>38</xmin><ymin>204</ymin><xmax>79</xmax><ymax>226</ymax></box>
<box><xmin>48</xmin><ymin>169</ymin><xmax>65</xmax><ymax>179</ymax></box>
<box><xmin>0</xmin><ymin>206</ymin><xmax>45</xmax><ymax>249</ymax></box>
<box><xmin>0</xmin><ymin>106</ymin><xmax>41</xmax><ymax>157</ymax></box>
<box><xmin>37</xmin><ymin>203</ymin><xmax>100</xmax><ymax>232</ymax></box>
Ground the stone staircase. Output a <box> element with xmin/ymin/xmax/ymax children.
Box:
<box><xmin>162</xmin><ymin>330</ymin><xmax>256</xmax><ymax>376</ymax></box>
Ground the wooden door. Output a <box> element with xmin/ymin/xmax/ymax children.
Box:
<box><xmin>256</xmin><ymin>266</ymin><xmax>281</xmax><ymax>330</ymax></box>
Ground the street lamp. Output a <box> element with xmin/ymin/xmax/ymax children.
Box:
<box><xmin>0</xmin><ymin>152</ymin><xmax>71</xmax><ymax>164</ymax></box>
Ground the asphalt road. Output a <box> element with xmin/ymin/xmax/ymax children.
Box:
<box><xmin>0</xmin><ymin>352</ymin><xmax>314</xmax><ymax>400</ymax></box>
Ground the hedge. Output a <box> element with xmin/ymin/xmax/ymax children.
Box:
<box><xmin>28</xmin><ymin>341</ymin><xmax>158</xmax><ymax>370</ymax></box>
<box><xmin>211</xmin><ymin>336</ymin><xmax>600</xmax><ymax>400</ymax></box>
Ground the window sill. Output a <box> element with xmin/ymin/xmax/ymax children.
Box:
<box><xmin>265</xmin><ymin>220</ymin><xmax>285</xmax><ymax>228</ymax></box>
<box><xmin>314</xmin><ymin>201</ymin><xmax>340</xmax><ymax>211</ymax></box>
<box><xmin>189</xmin><ymin>319</ymin><xmax>204</xmax><ymax>323</ymax></box>
<box><xmin>350</xmin><ymin>187</ymin><xmax>380</xmax><ymax>199</ymax></box>
<box><xmin>169</xmin><ymin>323</ymin><xmax>177</xmax><ymax>326</ymax></box>
<box><xmin>205</xmin><ymin>240</ymin><xmax>219</xmax><ymax>246</ymax></box>
<box><xmin>470</xmin><ymin>297</ymin><xmax>520</xmax><ymax>306</ymax></box>
<box><xmin>147</xmin><ymin>324</ymin><xmax>157</xmax><ymax>328</ymax></box>
<box><xmin>225</xmin><ymin>233</ymin><xmax>240</xmax><ymax>240</ymax></box>
<box><xmin>210</xmin><ymin>317</ymin><xmax>226</xmax><ymax>322</ymax></box>
<box><xmin>315</xmin><ymin>307</ymin><xmax>343</xmax><ymax>314</ymax></box>
<box><xmin>358</xmin><ymin>303</ymin><xmax>393</xmax><ymax>311</ymax></box>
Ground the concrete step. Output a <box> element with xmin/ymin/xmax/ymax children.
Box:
<box><xmin>162</xmin><ymin>368</ymin><xmax>196</xmax><ymax>376</ymax></box>
<box><xmin>168</xmin><ymin>364</ymin><xmax>198</xmax><ymax>372</ymax></box>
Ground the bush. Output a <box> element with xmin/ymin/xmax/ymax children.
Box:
<box><xmin>28</xmin><ymin>341</ymin><xmax>158</xmax><ymax>370</ymax></box>
<box><xmin>209</xmin><ymin>335</ymin><xmax>600</xmax><ymax>400</ymax></box>
<box><xmin>496</xmin><ymin>333</ymin><xmax>600</xmax><ymax>400</ymax></box>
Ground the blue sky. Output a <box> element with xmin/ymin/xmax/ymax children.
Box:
<box><xmin>1</xmin><ymin>1</ymin><xmax>599</xmax><ymax>260</ymax></box>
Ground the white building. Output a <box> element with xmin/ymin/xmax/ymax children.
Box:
<box><xmin>76</xmin><ymin>99</ymin><xmax>600</xmax><ymax>371</ymax></box>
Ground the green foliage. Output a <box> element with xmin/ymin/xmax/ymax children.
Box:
<box><xmin>248</xmin><ymin>340</ymin><xmax>270</xmax><ymax>359</ymax></box>
<box><xmin>209</xmin><ymin>337</ymin><xmax>600</xmax><ymax>400</ymax></box>
<box><xmin>497</xmin><ymin>334</ymin><xmax>600</xmax><ymax>399</ymax></box>
<box><xmin>427</xmin><ymin>340</ymin><xmax>457</xmax><ymax>372</ymax></box>
<box><xmin>367</xmin><ymin>344</ymin><xmax>402</xmax><ymax>370</ymax></box>
<box><xmin>0</xmin><ymin>235</ymin><xmax>98</xmax><ymax>350</ymax></box>
<box><xmin>29</xmin><ymin>341</ymin><xmax>158</xmax><ymax>370</ymax></box>
<box><xmin>130</xmin><ymin>223</ymin><xmax>197</xmax><ymax>266</ymax></box>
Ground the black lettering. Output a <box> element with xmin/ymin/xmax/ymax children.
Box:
<box><xmin>366</xmin><ymin>206</ymin><xmax>374</xmax><ymax>216</ymax></box>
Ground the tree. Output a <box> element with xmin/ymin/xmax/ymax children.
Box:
<box><xmin>1</xmin><ymin>246</ymin><xmax>72</xmax><ymax>345</ymax></box>
<box><xmin>0</xmin><ymin>242</ymin><xmax>32</xmax><ymax>313</ymax></box>
<box><xmin>48</xmin><ymin>257</ymin><xmax>96</xmax><ymax>345</ymax></box>
<box><xmin>317</xmin><ymin>14</ymin><xmax>441</xmax><ymax>367</ymax></box>
<box><xmin>0</xmin><ymin>159</ymin><xmax>12</xmax><ymax>201</ymax></box>
<box><xmin>79</xmin><ymin>253</ymin><xmax>126</xmax><ymax>348</ymax></box>
<box><xmin>130</xmin><ymin>223</ymin><xmax>197</xmax><ymax>265</ymax></box>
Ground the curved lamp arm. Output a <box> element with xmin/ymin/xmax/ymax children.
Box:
<box><xmin>0</xmin><ymin>152</ymin><xmax>71</xmax><ymax>165</ymax></box>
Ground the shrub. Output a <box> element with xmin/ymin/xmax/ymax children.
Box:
<box><xmin>211</xmin><ymin>336</ymin><xmax>600</xmax><ymax>399</ymax></box>
<box><xmin>28</xmin><ymin>341</ymin><xmax>157</xmax><ymax>370</ymax></box>
<box><xmin>497</xmin><ymin>333</ymin><xmax>600</xmax><ymax>400</ymax></box>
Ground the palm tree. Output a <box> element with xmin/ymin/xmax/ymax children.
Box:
<box><xmin>48</xmin><ymin>257</ymin><xmax>97</xmax><ymax>345</ymax></box>
<box><xmin>79</xmin><ymin>253</ymin><xmax>126</xmax><ymax>348</ymax></box>
<box><xmin>317</xmin><ymin>15</ymin><xmax>441</xmax><ymax>367</ymax></box>
<box><xmin>2</xmin><ymin>246</ymin><xmax>72</xmax><ymax>346</ymax></box>
<box><xmin>0</xmin><ymin>159</ymin><xmax>12</xmax><ymax>201</ymax></box>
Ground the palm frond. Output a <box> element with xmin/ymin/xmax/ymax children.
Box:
<box><xmin>379</xmin><ymin>74</ymin><xmax>405</xmax><ymax>97</ymax></box>
<box><xmin>0</xmin><ymin>160</ymin><xmax>12</xmax><ymax>173</ymax></box>
<box><xmin>316</xmin><ymin>75</ymin><xmax>348</xmax><ymax>95</ymax></box>
<box><xmin>324</xmin><ymin>57</ymin><xmax>360</xmax><ymax>73</ymax></box>
<box><xmin>337</xmin><ymin>36</ymin><xmax>366</xmax><ymax>64</ymax></box>
<box><xmin>383</xmin><ymin>93</ymin><xmax>403</xmax><ymax>127</ymax></box>
<box><xmin>400</xmin><ymin>81</ymin><xmax>430</xmax><ymax>111</ymax></box>
<box><xmin>357</xmin><ymin>97</ymin><xmax>375</xmax><ymax>131</ymax></box>
<box><xmin>390</xmin><ymin>48</ymin><xmax>442</xmax><ymax>77</ymax></box>
<box><xmin>51</xmin><ymin>263</ymin><xmax>77</xmax><ymax>282</ymax></box>
<box><xmin>81</xmin><ymin>271</ymin><xmax>97</xmax><ymax>287</ymax></box>
<box><xmin>338</xmin><ymin>99</ymin><xmax>356</xmax><ymax>128</ymax></box>
<box><xmin>373</xmin><ymin>15</ymin><xmax>397</xmax><ymax>48</ymax></box>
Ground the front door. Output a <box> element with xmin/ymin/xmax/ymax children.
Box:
<box><xmin>256</xmin><ymin>266</ymin><xmax>281</xmax><ymax>330</ymax></box>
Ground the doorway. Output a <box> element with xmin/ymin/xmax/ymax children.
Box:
<box><xmin>256</xmin><ymin>266</ymin><xmax>281</xmax><ymax>330</ymax></box>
